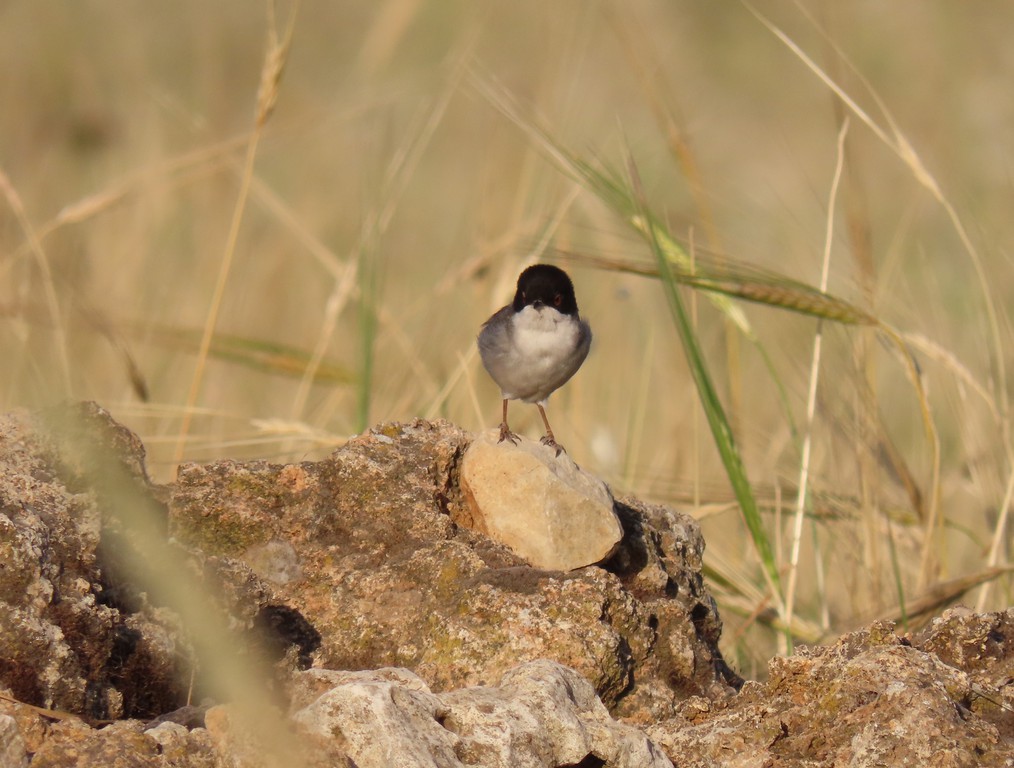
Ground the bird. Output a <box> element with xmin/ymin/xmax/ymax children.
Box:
<box><xmin>477</xmin><ymin>264</ymin><xmax>591</xmax><ymax>455</ymax></box>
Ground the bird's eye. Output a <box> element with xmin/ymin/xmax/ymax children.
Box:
<box><xmin>553</xmin><ymin>293</ymin><xmax>562</xmax><ymax>307</ymax></box>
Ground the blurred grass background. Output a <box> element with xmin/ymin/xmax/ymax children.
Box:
<box><xmin>2</xmin><ymin>0</ymin><xmax>1011</xmax><ymax>677</ymax></box>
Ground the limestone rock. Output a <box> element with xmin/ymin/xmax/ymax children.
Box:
<box><xmin>0</xmin><ymin>403</ymin><xmax>190</xmax><ymax>720</ymax></box>
<box><xmin>28</xmin><ymin>718</ymin><xmax>208</xmax><ymax>768</ymax></box>
<box><xmin>459</xmin><ymin>431</ymin><xmax>622</xmax><ymax>571</ymax></box>
<box><xmin>0</xmin><ymin>404</ymin><xmax>1012</xmax><ymax>767</ymax></box>
<box><xmin>647</xmin><ymin>609</ymin><xmax>1014</xmax><ymax>767</ymax></box>
<box><xmin>292</xmin><ymin>660</ymin><xmax>674</xmax><ymax>768</ymax></box>
<box><xmin>442</xmin><ymin>660</ymin><xmax>674</xmax><ymax>768</ymax></box>
<box><xmin>0</xmin><ymin>405</ymin><xmax>733</xmax><ymax>734</ymax></box>
<box><xmin>0</xmin><ymin>402</ymin><xmax>320</xmax><ymax>728</ymax></box>
<box><xmin>293</xmin><ymin>667</ymin><xmax>458</xmax><ymax>767</ymax></box>
<box><xmin>168</xmin><ymin>418</ymin><xmax>735</xmax><ymax>715</ymax></box>
<box><xmin>0</xmin><ymin>714</ymin><xmax>28</xmax><ymax>768</ymax></box>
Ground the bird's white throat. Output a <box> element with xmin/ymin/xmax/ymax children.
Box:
<box><xmin>510</xmin><ymin>305</ymin><xmax>582</xmax><ymax>364</ymax></box>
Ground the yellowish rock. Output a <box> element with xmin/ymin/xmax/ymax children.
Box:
<box><xmin>460</xmin><ymin>431</ymin><xmax>622</xmax><ymax>571</ymax></box>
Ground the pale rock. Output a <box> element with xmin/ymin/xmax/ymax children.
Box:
<box><xmin>291</xmin><ymin>660</ymin><xmax>673</xmax><ymax>768</ymax></box>
<box><xmin>293</xmin><ymin>668</ymin><xmax>459</xmax><ymax>767</ymax></box>
<box><xmin>0</xmin><ymin>714</ymin><xmax>28</xmax><ymax>768</ymax></box>
<box><xmin>142</xmin><ymin>721</ymin><xmax>214</xmax><ymax>766</ymax></box>
<box><xmin>460</xmin><ymin>431</ymin><xmax>622</xmax><ymax>571</ymax></box>
<box><xmin>143</xmin><ymin>720</ymin><xmax>189</xmax><ymax>748</ymax></box>
<box><xmin>242</xmin><ymin>539</ymin><xmax>303</xmax><ymax>584</ymax></box>
<box><xmin>440</xmin><ymin>660</ymin><xmax>674</xmax><ymax>768</ymax></box>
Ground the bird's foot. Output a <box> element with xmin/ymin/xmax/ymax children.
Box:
<box><xmin>497</xmin><ymin>423</ymin><xmax>520</xmax><ymax>445</ymax></box>
<box><xmin>540</xmin><ymin>434</ymin><xmax>566</xmax><ymax>456</ymax></box>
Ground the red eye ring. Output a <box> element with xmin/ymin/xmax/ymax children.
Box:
<box><xmin>553</xmin><ymin>293</ymin><xmax>562</xmax><ymax>306</ymax></box>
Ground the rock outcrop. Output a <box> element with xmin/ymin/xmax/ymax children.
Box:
<box><xmin>648</xmin><ymin>609</ymin><xmax>1014</xmax><ymax>767</ymax></box>
<box><xmin>167</xmin><ymin>414</ymin><xmax>732</xmax><ymax>717</ymax></box>
<box><xmin>0</xmin><ymin>403</ymin><xmax>189</xmax><ymax>722</ymax></box>
<box><xmin>0</xmin><ymin>402</ymin><xmax>1011</xmax><ymax>767</ymax></box>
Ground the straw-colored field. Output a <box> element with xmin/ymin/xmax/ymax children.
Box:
<box><xmin>2</xmin><ymin>1</ymin><xmax>1011</xmax><ymax>674</ymax></box>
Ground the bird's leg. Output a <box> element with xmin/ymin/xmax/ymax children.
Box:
<box><xmin>497</xmin><ymin>399</ymin><xmax>520</xmax><ymax>445</ymax></box>
<box><xmin>537</xmin><ymin>403</ymin><xmax>565</xmax><ymax>456</ymax></box>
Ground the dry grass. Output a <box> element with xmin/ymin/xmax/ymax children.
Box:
<box><xmin>1</xmin><ymin>0</ymin><xmax>1011</xmax><ymax>676</ymax></box>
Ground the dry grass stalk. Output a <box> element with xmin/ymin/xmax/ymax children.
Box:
<box><xmin>173</xmin><ymin>3</ymin><xmax>299</xmax><ymax>470</ymax></box>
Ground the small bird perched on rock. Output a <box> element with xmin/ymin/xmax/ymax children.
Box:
<box><xmin>477</xmin><ymin>264</ymin><xmax>591</xmax><ymax>455</ymax></box>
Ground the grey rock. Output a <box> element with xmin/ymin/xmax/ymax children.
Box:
<box><xmin>292</xmin><ymin>660</ymin><xmax>673</xmax><ymax>768</ymax></box>
<box><xmin>294</xmin><ymin>668</ymin><xmax>458</xmax><ymax>767</ymax></box>
<box><xmin>0</xmin><ymin>714</ymin><xmax>28</xmax><ymax>768</ymax></box>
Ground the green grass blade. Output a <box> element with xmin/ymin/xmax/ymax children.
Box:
<box><xmin>886</xmin><ymin>518</ymin><xmax>909</xmax><ymax>632</ymax></box>
<box><xmin>626</xmin><ymin>158</ymin><xmax>784</xmax><ymax>606</ymax></box>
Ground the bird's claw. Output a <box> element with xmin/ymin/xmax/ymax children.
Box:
<box><xmin>497</xmin><ymin>423</ymin><xmax>520</xmax><ymax>445</ymax></box>
<box><xmin>540</xmin><ymin>435</ymin><xmax>566</xmax><ymax>456</ymax></box>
